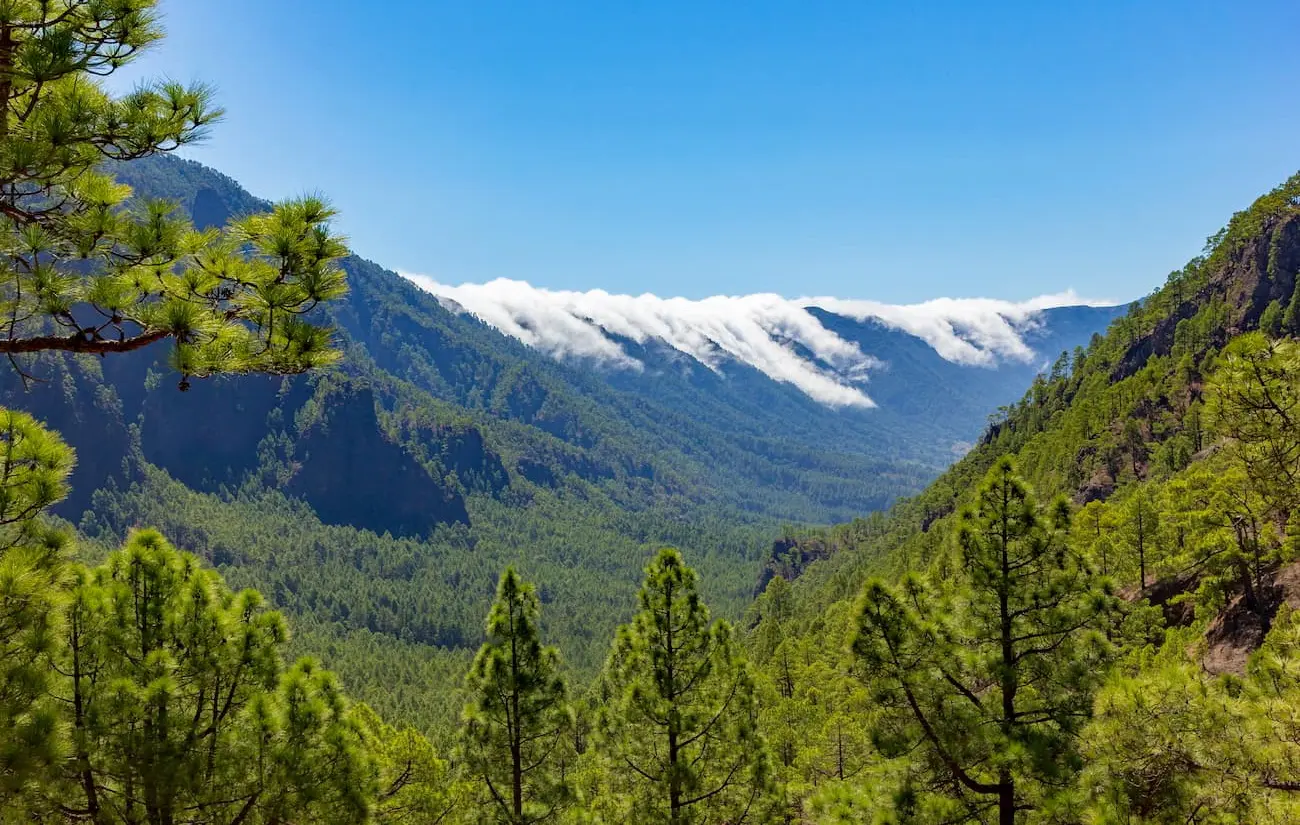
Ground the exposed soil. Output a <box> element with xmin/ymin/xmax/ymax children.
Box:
<box><xmin>1200</xmin><ymin>562</ymin><xmax>1300</xmax><ymax>675</ymax></box>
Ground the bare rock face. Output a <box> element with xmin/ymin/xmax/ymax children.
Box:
<box><xmin>1125</xmin><ymin>560</ymin><xmax>1300</xmax><ymax>677</ymax></box>
<box><xmin>1125</xmin><ymin>572</ymin><xmax>1198</xmax><ymax>629</ymax></box>
<box><xmin>1114</xmin><ymin>212</ymin><xmax>1300</xmax><ymax>384</ymax></box>
<box><xmin>286</xmin><ymin>383</ymin><xmax>471</xmax><ymax>535</ymax></box>
<box><xmin>1202</xmin><ymin>601</ymin><xmax>1270</xmax><ymax>676</ymax></box>
<box><xmin>1201</xmin><ymin>562</ymin><xmax>1300</xmax><ymax>675</ymax></box>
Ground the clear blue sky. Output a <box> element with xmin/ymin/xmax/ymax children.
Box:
<box><xmin>118</xmin><ymin>0</ymin><xmax>1300</xmax><ymax>303</ymax></box>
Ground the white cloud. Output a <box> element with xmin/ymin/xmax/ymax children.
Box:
<box><xmin>810</xmin><ymin>290</ymin><xmax>1103</xmax><ymax>367</ymax></box>
<box><xmin>399</xmin><ymin>273</ymin><xmax>1107</xmax><ymax>408</ymax></box>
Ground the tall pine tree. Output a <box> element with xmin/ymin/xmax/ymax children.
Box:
<box><xmin>0</xmin><ymin>409</ymin><xmax>74</xmax><ymax>794</ymax></box>
<box><xmin>1117</xmin><ymin>485</ymin><xmax>1161</xmax><ymax>591</ymax></box>
<box><xmin>599</xmin><ymin>548</ymin><xmax>778</xmax><ymax>825</ymax></box>
<box><xmin>0</xmin><ymin>0</ymin><xmax>353</xmax><ymax>802</ymax></box>
<box><xmin>853</xmin><ymin>458</ymin><xmax>1118</xmax><ymax>824</ymax></box>
<box><xmin>1207</xmin><ymin>332</ymin><xmax>1300</xmax><ymax>519</ymax></box>
<box><xmin>461</xmin><ymin>568</ymin><xmax>572</xmax><ymax>825</ymax></box>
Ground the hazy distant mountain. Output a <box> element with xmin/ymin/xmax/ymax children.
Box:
<box><xmin>406</xmin><ymin>275</ymin><xmax>1125</xmax><ymax>462</ymax></box>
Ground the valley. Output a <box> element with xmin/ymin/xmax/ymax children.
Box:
<box><xmin>0</xmin><ymin>155</ymin><xmax>1119</xmax><ymax>734</ymax></box>
<box><xmin>4</xmin><ymin>3</ymin><xmax>1300</xmax><ymax>822</ymax></box>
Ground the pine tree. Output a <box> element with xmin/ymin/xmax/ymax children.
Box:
<box><xmin>1285</xmin><ymin>283</ymin><xmax>1300</xmax><ymax>335</ymax></box>
<box><xmin>853</xmin><ymin>458</ymin><xmax>1118</xmax><ymax>824</ymax></box>
<box><xmin>20</xmin><ymin>529</ymin><xmax>373</xmax><ymax>824</ymax></box>
<box><xmin>1073</xmin><ymin>500</ymin><xmax>1112</xmax><ymax>576</ymax></box>
<box><xmin>1077</xmin><ymin>658</ymin><xmax>1246</xmax><ymax>821</ymax></box>
<box><xmin>0</xmin><ymin>2</ymin><xmax>353</xmax><ymax>803</ymax></box>
<box><xmin>0</xmin><ymin>0</ymin><xmax>348</xmax><ymax>384</ymax></box>
<box><xmin>355</xmin><ymin>703</ymin><xmax>466</xmax><ymax>825</ymax></box>
<box><xmin>461</xmin><ymin>568</ymin><xmax>572</xmax><ymax>825</ymax></box>
<box><xmin>0</xmin><ymin>409</ymin><xmax>74</xmax><ymax>795</ymax></box>
<box><xmin>1162</xmin><ymin>460</ymin><xmax>1278</xmax><ymax>625</ymax></box>
<box><xmin>1207</xmin><ymin>332</ymin><xmax>1300</xmax><ymax>519</ymax></box>
<box><xmin>599</xmin><ymin>548</ymin><xmax>778</xmax><ymax>825</ymax></box>
<box><xmin>1262</xmin><ymin>299</ymin><xmax>1286</xmax><ymax>338</ymax></box>
<box><xmin>249</xmin><ymin>659</ymin><xmax>376</xmax><ymax>824</ymax></box>
<box><xmin>1080</xmin><ymin>609</ymin><xmax>1300</xmax><ymax>823</ymax></box>
<box><xmin>1117</xmin><ymin>485</ymin><xmax>1161</xmax><ymax>590</ymax></box>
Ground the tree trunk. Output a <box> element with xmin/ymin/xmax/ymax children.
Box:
<box><xmin>1237</xmin><ymin>556</ymin><xmax>1270</xmax><ymax>633</ymax></box>
<box><xmin>0</xmin><ymin>21</ymin><xmax>13</xmax><ymax>139</ymax></box>
<box><xmin>510</xmin><ymin>604</ymin><xmax>524</xmax><ymax>824</ymax></box>
<box><xmin>836</xmin><ymin>729</ymin><xmax>846</xmax><ymax>781</ymax></box>
<box><xmin>999</xmin><ymin>477</ymin><xmax>1018</xmax><ymax>825</ymax></box>
<box><xmin>1136</xmin><ymin>508</ymin><xmax>1147</xmax><ymax>591</ymax></box>
<box><xmin>999</xmin><ymin>777</ymin><xmax>1016</xmax><ymax>825</ymax></box>
<box><xmin>666</xmin><ymin>579</ymin><xmax>682</xmax><ymax>825</ymax></box>
<box><xmin>668</xmin><ymin>723</ymin><xmax>681</xmax><ymax>823</ymax></box>
<box><xmin>71</xmin><ymin>616</ymin><xmax>103</xmax><ymax>825</ymax></box>
<box><xmin>665</xmin><ymin>582</ymin><xmax>686</xmax><ymax>825</ymax></box>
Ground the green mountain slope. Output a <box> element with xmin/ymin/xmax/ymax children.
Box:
<box><xmin>0</xmin><ymin>155</ymin><xmax>1111</xmax><ymax>733</ymax></box>
<box><xmin>765</xmin><ymin>169</ymin><xmax>1300</xmax><ymax>643</ymax></box>
<box><xmin>736</xmin><ymin>171</ymin><xmax>1300</xmax><ymax>822</ymax></box>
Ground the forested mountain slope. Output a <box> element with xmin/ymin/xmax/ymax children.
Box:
<box><xmin>113</xmin><ymin>159</ymin><xmax>1123</xmax><ymax>524</ymax></box>
<box><xmin>15</xmin><ymin>6</ymin><xmax>1300</xmax><ymax>821</ymax></box>
<box><xmin>763</xmin><ymin>172</ymin><xmax>1300</xmax><ymax>611</ymax></box>
<box><xmin>0</xmin><ymin>155</ymin><xmax>1111</xmax><ymax>732</ymax></box>
<box><xmin>746</xmin><ymin>170</ymin><xmax>1300</xmax><ymax>822</ymax></box>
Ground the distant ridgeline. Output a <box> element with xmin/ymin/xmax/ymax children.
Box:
<box><xmin>0</xmin><ymin>154</ymin><xmax>1113</xmax><ymax>733</ymax></box>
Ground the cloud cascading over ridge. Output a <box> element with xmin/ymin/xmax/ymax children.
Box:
<box><xmin>399</xmin><ymin>273</ymin><xmax>1107</xmax><ymax>408</ymax></box>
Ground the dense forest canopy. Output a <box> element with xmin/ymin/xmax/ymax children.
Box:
<box><xmin>743</xmin><ymin>171</ymin><xmax>1300</xmax><ymax>822</ymax></box>
<box><xmin>4</xmin><ymin>1</ymin><xmax>1300</xmax><ymax>823</ymax></box>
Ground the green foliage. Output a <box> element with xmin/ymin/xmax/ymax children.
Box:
<box><xmin>596</xmin><ymin>549</ymin><xmax>778</xmax><ymax>824</ymax></box>
<box><xmin>461</xmin><ymin>568</ymin><xmax>573</xmax><ymax>825</ymax></box>
<box><xmin>755</xmin><ymin>166</ymin><xmax>1300</xmax><ymax>642</ymax></box>
<box><xmin>0</xmin><ymin>524</ymin><xmax>69</xmax><ymax>796</ymax></box>
<box><xmin>0</xmin><ymin>0</ymin><xmax>348</xmax><ymax>382</ymax></box>
<box><xmin>7</xmin><ymin>5</ymin><xmax>1300</xmax><ymax>821</ymax></box>
<box><xmin>755</xmin><ymin>627</ymin><xmax>876</xmax><ymax>821</ymax></box>
<box><xmin>1261</xmin><ymin>299</ymin><xmax>1285</xmax><ymax>337</ymax></box>
<box><xmin>851</xmin><ymin>459</ymin><xmax>1119</xmax><ymax>823</ymax></box>
<box><xmin>1156</xmin><ymin>460</ymin><xmax>1278</xmax><ymax>621</ymax></box>
<box><xmin>1285</xmin><ymin>283</ymin><xmax>1300</xmax><ymax>334</ymax></box>
<box><xmin>0</xmin><ymin>408</ymin><xmax>75</xmax><ymax>535</ymax></box>
<box><xmin>1077</xmin><ymin>610</ymin><xmax>1300</xmax><ymax>823</ymax></box>
<box><xmin>356</xmin><ymin>703</ymin><xmax>467</xmax><ymax>824</ymax></box>
<box><xmin>1115</xmin><ymin>483</ymin><xmax>1162</xmax><ymax>590</ymax></box>
<box><xmin>1076</xmin><ymin>658</ymin><xmax>1246</xmax><ymax>822</ymax></box>
<box><xmin>76</xmin><ymin>458</ymin><xmax>764</xmax><ymax>734</ymax></box>
<box><xmin>0</xmin><ymin>408</ymin><xmax>75</xmax><ymax>794</ymax></box>
<box><xmin>0</xmin><ymin>403</ymin><xmax>459</xmax><ymax>824</ymax></box>
<box><xmin>0</xmin><ymin>143</ymin><xmax>1114</xmax><ymax>756</ymax></box>
<box><xmin>726</xmin><ymin>167</ymin><xmax>1300</xmax><ymax>823</ymax></box>
<box><xmin>1206</xmin><ymin>333</ymin><xmax>1300</xmax><ymax>518</ymax></box>
<box><xmin>11</xmin><ymin>530</ymin><xmax>372</xmax><ymax>823</ymax></box>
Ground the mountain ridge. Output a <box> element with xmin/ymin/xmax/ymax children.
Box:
<box><xmin>761</xmin><ymin>170</ymin><xmax>1300</xmax><ymax>611</ymax></box>
<box><xmin>407</xmin><ymin>273</ymin><xmax>1123</xmax><ymax>409</ymax></box>
<box><xmin>0</xmin><ymin>154</ymin><xmax>1120</xmax><ymax>731</ymax></box>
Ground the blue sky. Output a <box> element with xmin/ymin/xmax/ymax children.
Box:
<box><xmin>119</xmin><ymin>0</ymin><xmax>1300</xmax><ymax>304</ymax></box>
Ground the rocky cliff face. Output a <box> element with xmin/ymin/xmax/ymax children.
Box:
<box><xmin>1116</xmin><ymin>210</ymin><xmax>1300</xmax><ymax>381</ymax></box>
<box><xmin>0</xmin><ymin>347</ymin><xmax>480</xmax><ymax>537</ymax></box>
<box><xmin>286</xmin><ymin>383</ymin><xmax>471</xmax><ymax>533</ymax></box>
